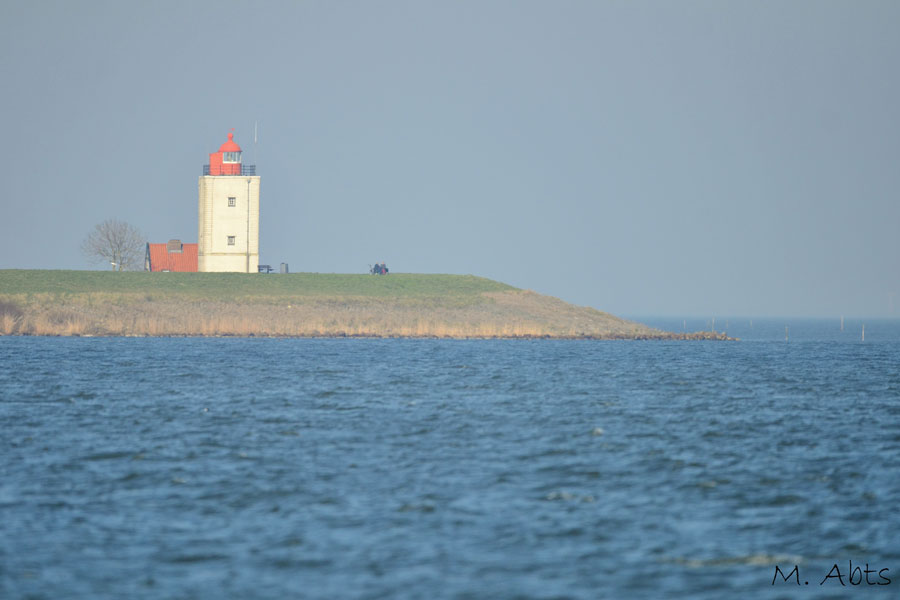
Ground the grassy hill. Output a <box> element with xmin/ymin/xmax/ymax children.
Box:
<box><xmin>0</xmin><ymin>270</ymin><xmax>724</xmax><ymax>339</ymax></box>
<box><xmin>0</xmin><ymin>270</ymin><xmax>515</xmax><ymax>299</ymax></box>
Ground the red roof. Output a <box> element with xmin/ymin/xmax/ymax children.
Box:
<box><xmin>146</xmin><ymin>242</ymin><xmax>198</xmax><ymax>272</ymax></box>
<box><xmin>218</xmin><ymin>131</ymin><xmax>241</xmax><ymax>153</ymax></box>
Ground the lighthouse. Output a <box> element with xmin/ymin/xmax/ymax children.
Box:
<box><xmin>198</xmin><ymin>131</ymin><xmax>260</xmax><ymax>273</ymax></box>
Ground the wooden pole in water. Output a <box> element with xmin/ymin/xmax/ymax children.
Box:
<box><xmin>785</xmin><ymin>326</ymin><xmax>789</xmax><ymax>342</ymax></box>
<box><xmin>862</xmin><ymin>324</ymin><xmax>865</xmax><ymax>342</ymax></box>
<box><xmin>840</xmin><ymin>315</ymin><xmax>844</xmax><ymax>331</ymax></box>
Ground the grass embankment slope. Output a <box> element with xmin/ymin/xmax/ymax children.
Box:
<box><xmin>0</xmin><ymin>270</ymin><xmax>717</xmax><ymax>339</ymax></box>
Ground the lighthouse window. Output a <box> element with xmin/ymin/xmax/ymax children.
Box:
<box><xmin>223</xmin><ymin>151</ymin><xmax>241</xmax><ymax>163</ymax></box>
<box><xmin>228</xmin><ymin>197</ymin><xmax>236</xmax><ymax>207</ymax></box>
<box><xmin>227</xmin><ymin>236</ymin><xmax>236</xmax><ymax>245</ymax></box>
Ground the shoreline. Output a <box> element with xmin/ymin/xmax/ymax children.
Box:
<box><xmin>0</xmin><ymin>324</ymin><xmax>736</xmax><ymax>341</ymax></box>
<box><xmin>2</xmin><ymin>333</ymin><xmax>735</xmax><ymax>340</ymax></box>
<box><xmin>0</xmin><ymin>270</ymin><xmax>736</xmax><ymax>340</ymax></box>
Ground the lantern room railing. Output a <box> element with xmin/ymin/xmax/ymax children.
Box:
<box><xmin>202</xmin><ymin>165</ymin><xmax>257</xmax><ymax>176</ymax></box>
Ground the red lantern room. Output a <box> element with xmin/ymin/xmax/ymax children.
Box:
<box><xmin>206</xmin><ymin>130</ymin><xmax>243</xmax><ymax>175</ymax></box>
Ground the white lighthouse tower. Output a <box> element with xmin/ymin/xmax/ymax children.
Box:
<box><xmin>198</xmin><ymin>131</ymin><xmax>260</xmax><ymax>273</ymax></box>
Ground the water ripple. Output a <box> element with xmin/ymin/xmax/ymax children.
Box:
<box><xmin>1</xmin><ymin>333</ymin><xmax>899</xmax><ymax>599</ymax></box>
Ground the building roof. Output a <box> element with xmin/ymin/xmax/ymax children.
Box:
<box><xmin>146</xmin><ymin>242</ymin><xmax>198</xmax><ymax>272</ymax></box>
<box><xmin>218</xmin><ymin>131</ymin><xmax>241</xmax><ymax>153</ymax></box>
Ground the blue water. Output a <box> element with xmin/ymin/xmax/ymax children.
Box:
<box><xmin>1</xmin><ymin>320</ymin><xmax>899</xmax><ymax>599</ymax></box>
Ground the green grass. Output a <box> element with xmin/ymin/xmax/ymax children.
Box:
<box><xmin>0</xmin><ymin>270</ymin><xmax>517</xmax><ymax>300</ymax></box>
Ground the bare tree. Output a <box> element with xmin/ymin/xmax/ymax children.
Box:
<box><xmin>81</xmin><ymin>219</ymin><xmax>145</xmax><ymax>271</ymax></box>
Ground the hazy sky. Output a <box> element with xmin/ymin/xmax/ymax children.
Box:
<box><xmin>2</xmin><ymin>0</ymin><xmax>898</xmax><ymax>317</ymax></box>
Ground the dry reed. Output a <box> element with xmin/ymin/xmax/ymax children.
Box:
<box><xmin>0</xmin><ymin>290</ymin><xmax>717</xmax><ymax>339</ymax></box>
